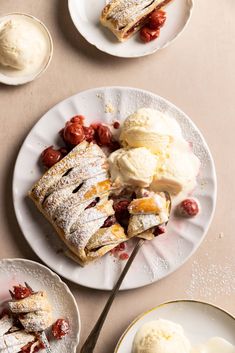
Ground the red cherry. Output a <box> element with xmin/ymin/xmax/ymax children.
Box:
<box><xmin>149</xmin><ymin>10</ymin><xmax>166</xmax><ymax>29</ymax></box>
<box><xmin>177</xmin><ymin>199</ymin><xmax>199</xmax><ymax>217</ymax></box>
<box><xmin>70</xmin><ymin>115</ymin><xmax>85</xmax><ymax>124</ymax></box>
<box><xmin>13</xmin><ymin>285</ymin><xmax>33</xmax><ymax>300</ymax></box>
<box><xmin>113</xmin><ymin>121</ymin><xmax>120</xmax><ymax>129</ymax></box>
<box><xmin>119</xmin><ymin>253</ymin><xmax>129</xmax><ymax>260</ymax></box>
<box><xmin>140</xmin><ymin>26</ymin><xmax>160</xmax><ymax>43</ymax></box>
<box><xmin>63</xmin><ymin>122</ymin><xmax>85</xmax><ymax>146</ymax></box>
<box><xmin>96</xmin><ymin>125</ymin><xmax>112</xmax><ymax>146</ymax></box>
<box><xmin>52</xmin><ymin>319</ymin><xmax>70</xmax><ymax>340</ymax></box>
<box><xmin>41</xmin><ymin>146</ymin><xmax>63</xmax><ymax>168</ymax></box>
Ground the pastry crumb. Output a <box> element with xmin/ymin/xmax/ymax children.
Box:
<box><xmin>105</xmin><ymin>103</ymin><xmax>115</xmax><ymax>113</ymax></box>
<box><xmin>219</xmin><ymin>232</ymin><xmax>224</xmax><ymax>239</ymax></box>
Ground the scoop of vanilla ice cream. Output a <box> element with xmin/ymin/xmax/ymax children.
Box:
<box><xmin>108</xmin><ymin>147</ymin><xmax>158</xmax><ymax>188</ymax></box>
<box><xmin>120</xmin><ymin>108</ymin><xmax>182</xmax><ymax>154</ymax></box>
<box><xmin>132</xmin><ymin>319</ymin><xmax>191</xmax><ymax>353</ymax></box>
<box><xmin>151</xmin><ymin>139</ymin><xmax>200</xmax><ymax>195</ymax></box>
<box><xmin>0</xmin><ymin>19</ymin><xmax>46</xmax><ymax>70</ymax></box>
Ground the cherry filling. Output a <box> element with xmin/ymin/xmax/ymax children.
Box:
<box><xmin>125</xmin><ymin>12</ymin><xmax>151</xmax><ymax>37</ymax></box>
<box><xmin>20</xmin><ymin>340</ymin><xmax>45</xmax><ymax>353</ymax></box>
<box><xmin>85</xmin><ymin>197</ymin><xmax>100</xmax><ymax>210</ymax></box>
<box><xmin>102</xmin><ymin>215</ymin><xmax>117</xmax><ymax>228</ymax></box>
<box><xmin>113</xmin><ymin>199</ymin><xmax>131</xmax><ymax>229</ymax></box>
<box><xmin>153</xmin><ymin>224</ymin><xmax>167</xmax><ymax>236</ymax></box>
<box><xmin>110</xmin><ymin>241</ymin><xmax>129</xmax><ymax>261</ymax></box>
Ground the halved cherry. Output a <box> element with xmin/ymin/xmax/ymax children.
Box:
<box><xmin>140</xmin><ymin>27</ymin><xmax>160</xmax><ymax>43</ymax></box>
<box><xmin>149</xmin><ymin>10</ymin><xmax>166</xmax><ymax>29</ymax></box>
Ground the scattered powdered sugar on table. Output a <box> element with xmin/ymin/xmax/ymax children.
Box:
<box><xmin>186</xmin><ymin>255</ymin><xmax>235</xmax><ymax>299</ymax></box>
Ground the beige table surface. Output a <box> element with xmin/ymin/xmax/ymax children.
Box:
<box><xmin>0</xmin><ymin>0</ymin><xmax>235</xmax><ymax>351</ymax></box>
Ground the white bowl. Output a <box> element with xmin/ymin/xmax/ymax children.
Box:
<box><xmin>0</xmin><ymin>13</ymin><xmax>53</xmax><ymax>85</ymax></box>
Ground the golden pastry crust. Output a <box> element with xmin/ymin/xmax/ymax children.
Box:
<box><xmin>29</xmin><ymin>141</ymin><xmax>171</xmax><ymax>265</ymax></box>
<box><xmin>100</xmin><ymin>0</ymin><xmax>173</xmax><ymax>41</ymax></box>
<box><xmin>28</xmin><ymin>142</ymin><xmax>129</xmax><ymax>266</ymax></box>
<box><xmin>8</xmin><ymin>292</ymin><xmax>51</xmax><ymax>314</ymax></box>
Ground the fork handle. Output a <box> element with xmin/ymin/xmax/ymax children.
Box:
<box><xmin>80</xmin><ymin>238</ymin><xmax>145</xmax><ymax>353</ymax></box>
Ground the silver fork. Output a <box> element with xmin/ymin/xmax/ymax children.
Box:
<box><xmin>80</xmin><ymin>238</ymin><xmax>145</xmax><ymax>353</ymax></box>
<box><xmin>80</xmin><ymin>192</ymin><xmax>172</xmax><ymax>353</ymax></box>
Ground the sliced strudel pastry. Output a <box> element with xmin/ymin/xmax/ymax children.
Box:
<box><xmin>0</xmin><ymin>330</ymin><xmax>35</xmax><ymax>352</ymax></box>
<box><xmin>127</xmin><ymin>192</ymin><xmax>171</xmax><ymax>238</ymax></box>
<box><xmin>19</xmin><ymin>311</ymin><xmax>53</xmax><ymax>332</ymax></box>
<box><xmin>29</xmin><ymin>141</ymin><xmax>129</xmax><ymax>265</ymax></box>
<box><xmin>9</xmin><ymin>292</ymin><xmax>51</xmax><ymax>314</ymax></box>
<box><xmin>100</xmin><ymin>0</ymin><xmax>173</xmax><ymax>41</ymax></box>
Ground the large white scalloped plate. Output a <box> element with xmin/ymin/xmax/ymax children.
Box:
<box><xmin>114</xmin><ymin>300</ymin><xmax>235</xmax><ymax>352</ymax></box>
<box><xmin>0</xmin><ymin>258</ymin><xmax>80</xmax><ymax>353</ymax></box>
<box><xmin>12</xmin><ymin>86</ymin><xmax>216</xmax><ymax>290</ymax></box>
<box><xmin>68</xmin><ymin>0</ymin><xmax>193</xmax><ymax>58</ymax></box>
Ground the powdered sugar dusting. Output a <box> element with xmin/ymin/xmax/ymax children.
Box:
<box><xmin>107</xmin><ymin>0</ymin><xmax>155</xmax><ymax>28</ymax></box>
<box><xmin>186</xmin><ymin>257</ymin><xmax>235</xmax><ymax>299</ymax></box>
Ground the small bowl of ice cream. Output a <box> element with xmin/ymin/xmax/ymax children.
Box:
<box><xmin>132</xmin><ymin>319</ymin><xmax>191</xmax><ymax>353</ymax></box>
<box><xmin>0</xmin><ymin>13</ymin><xmax>53</xmax><ymax>85</ymax></box>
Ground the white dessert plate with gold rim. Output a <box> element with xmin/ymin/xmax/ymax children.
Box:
<box><xmin>0</xmin><ymin>13</ymin><xmax>53</xmax><ymax>85</ymax></box>
<box><xmin>0</xmin><ymin>258</ymin><xmax>80</xmax><ymax>353</ymax></box>
<box><xmin>68</xmin><ymin>0</ymin><xmax>193</xmax><ymax>58</ymax></box>
<box><xmin>12</xmin><ymin>86</ymin><xmax>216</xmax><ymax>290</ymax></box>
<box><xmin>114</xmin><ymin>300</ymin><xmax>235</xmax><ymax>352</ymax></box>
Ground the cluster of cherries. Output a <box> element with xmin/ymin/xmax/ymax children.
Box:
<box><xmin>7</xmin><ymin>285</ymin><xmax>70</xmax><ymax>353</ymax></box>
<box><xmin>41</xmin><ymin>115</ymin><xmax>120</xmax><ymax>169</ymax></box>
<box><xmin>140</xmin><ymin>9</ymin><xmax>166</xmax><ymax>43</ymax></box>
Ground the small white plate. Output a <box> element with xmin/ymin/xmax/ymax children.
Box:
<box><xmin>0</xmin><ymin>13</ymin><xmax>53</xmax><ymax>85</ymax></box>
<box><xmin>114</xmin><ymin>300</ymin><xmax>235</xmax><ymax>352</ymax></box>
<box><xmin>68</xmin><ymin>0</ymin><xmax>193</xmax><ymax>58</ymax></box>
<box><xmin>13</xmin><ymin>86</ymin><xmax>216</xmax><ymax>290</ymax></box>
<box><xmin>0</xmin><ymin>258</ymin><xmax>80</xmax><ymax>353</ymax></box>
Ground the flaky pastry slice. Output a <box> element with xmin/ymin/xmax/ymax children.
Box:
<box><xmin>0</xmin><ymin>330</ymin><xmax>35</xmax><ymax>352</ymax></box>
<box><xmin>127</xmin><ymin>192</ymin><xmax>170</xmax><ymax>239</ymax></box>
<box><xmin>8</xmin><ymin>292</ymin><xmax>51</xmax><ymax>314</ymax></box>
<box><xmin>19</xmin><ymin>311</ymin><xmax>53</xmax><ymax>332</ymax></box>
<box><xmin>29</xmin><ymin>141</ymin><xmax>130</xmax><ymax>266</ymax></box>
<box><xmin>100</xmin><ymin>0</ymin><xmax>173</xmax><ymax>41</ymax></box>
